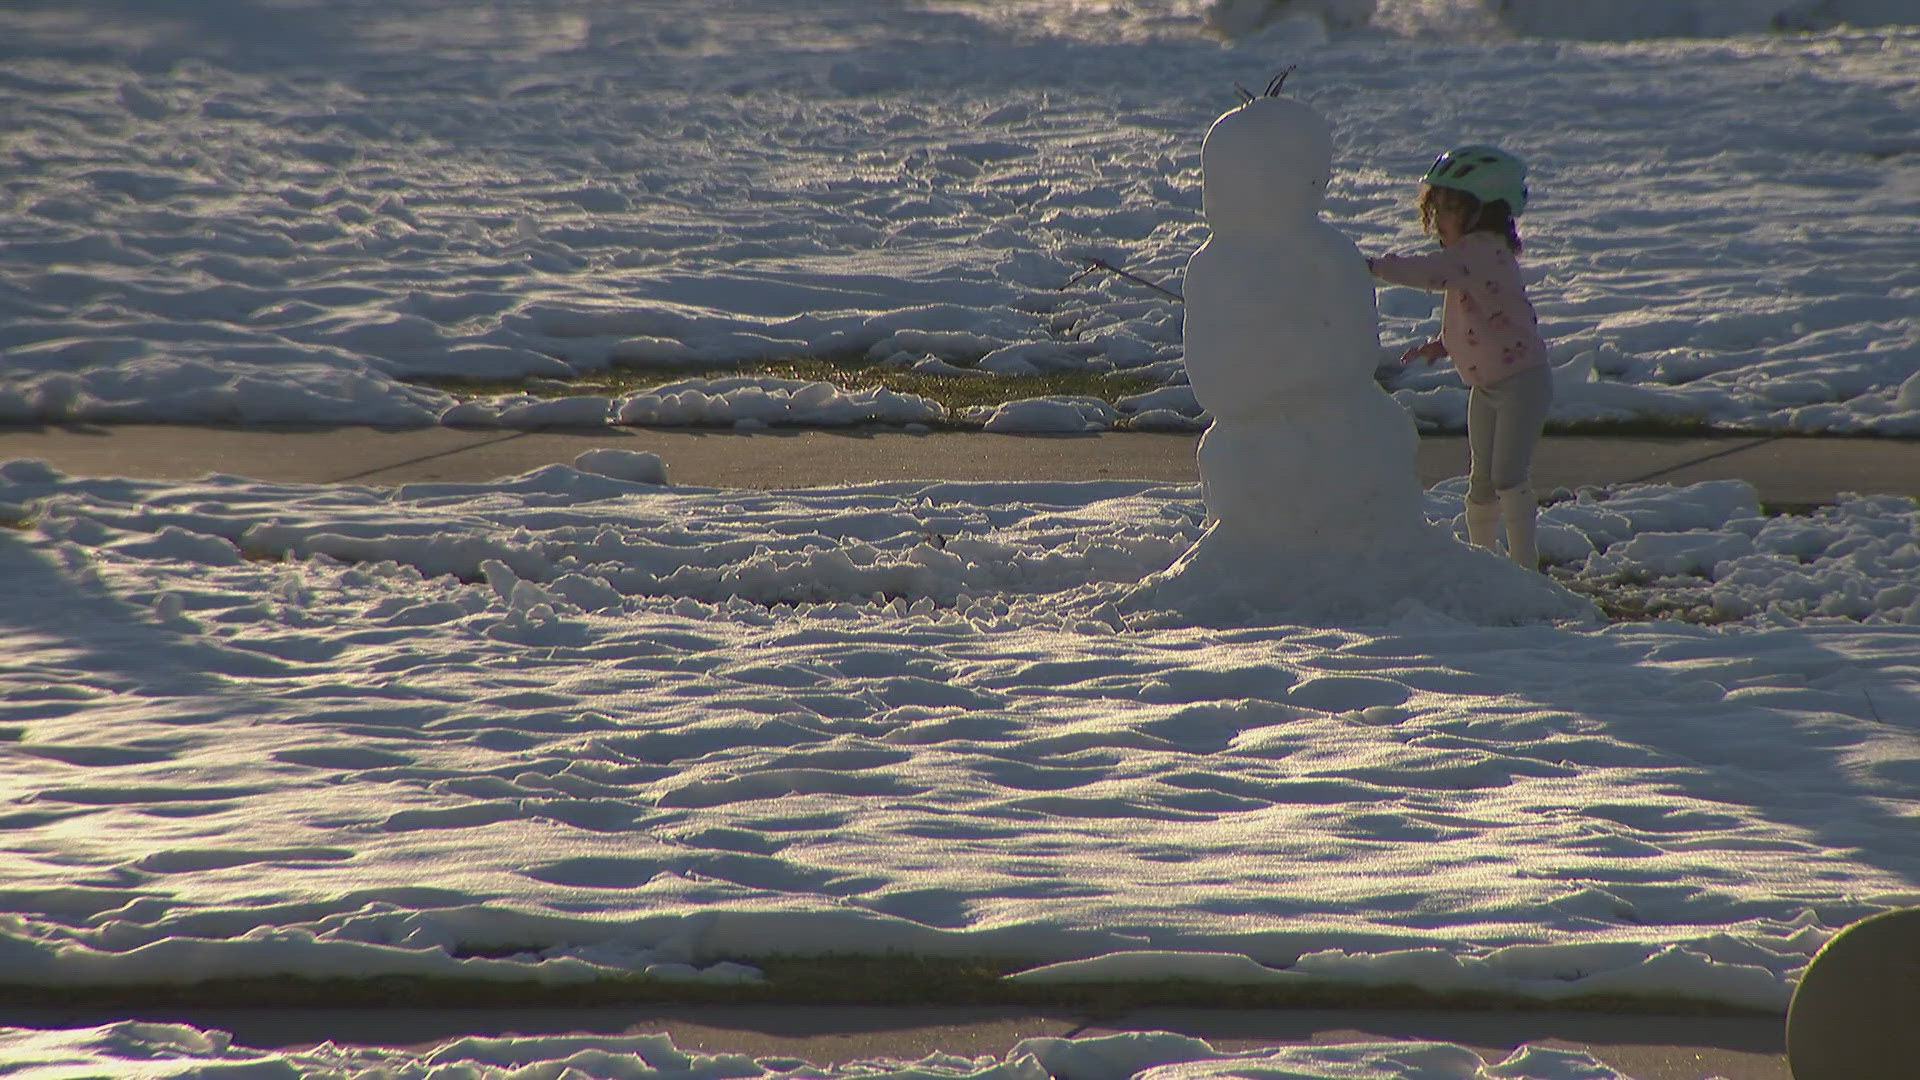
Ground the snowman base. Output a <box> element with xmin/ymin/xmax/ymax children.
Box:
<box><xmin>1121</xmin><ymin>518</ymin><xmax>1597</xmax><ymax>628</ymax></box>
<box><xmin>1193</xmin><ymin>402</ymin><xmax>1429</xmax><ymax>547</ymax></box>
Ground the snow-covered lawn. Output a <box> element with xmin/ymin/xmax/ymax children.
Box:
<box><xmin>4</xmin><ymin>456</ymin><xmax>1919</xmax><ymax>1076</ymax></box>
<box><xmin>4</xmin><ymin>458</ymin><xmax>1917</xmax><ymax>1006</ymax></box>
<box><xmin>2</xmin><ymin>0</ymin><xmax>1916</xmax><ymax>434</ymax></box>
<box><xmin>0</xmin><ymin>1024</ymin><xmax>1674</xmax><ymax>1080</ymax></box>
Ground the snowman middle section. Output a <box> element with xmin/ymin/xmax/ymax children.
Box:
<box><xmin>1184</xmin><ymin>220</ymin><xmax>1429</xmax><ymax>549</ymax></box>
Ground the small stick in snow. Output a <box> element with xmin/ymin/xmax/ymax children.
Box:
<box><xmin>1059</xmin><ymin>261</ymin><xmax>1107</xmax><ymax>290</ymax></box>
<box><xmin>1062</xmin><ymin>257</ymin><xmax>1184</xmax><ymax>303</ymax></box>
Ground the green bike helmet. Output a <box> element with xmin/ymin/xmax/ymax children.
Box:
<box><xmin>1422</xmin><ymin>145</ymin><xmax>1528</xmax><ymax>216</ymax></box>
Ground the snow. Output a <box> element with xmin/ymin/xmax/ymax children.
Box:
<box><xmin>2</xmin><ymin>0</ymin><xmax>1916</xmax><ymax>434</ymax></box>
<box><xmin>980</xmin><ymin>398</ymin><xmax>1121</xmax><ymax>433</ymax></box>
<box><xmin>0</xmin><ymin>1024</ymin><xmax>1648</xmax><ymax>1079</ymax></box>
<box><xmin>573</xmin><ymin>448</ymin><xmax>672</xmax><ymax>486</ymax></box>
<box><xmin>3</xmin><ymin>458</ymin><xmax>1918</xmax><ymax>1036</ymax></box>
<box><xmin>5</xmin><ymin>2</ymin><xmax>1920</xmax><ymax>1076</ymax></box>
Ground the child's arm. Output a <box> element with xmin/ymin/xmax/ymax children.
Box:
<box><xmin>1367</xmin><ymin>250</ymin><xmax>1465</xmax><ymax>292</ymax></box>
<box><xmin>1400</xmin><ymin>340</ymin><xmax>1448</xmax><ymax>366</ymax></box>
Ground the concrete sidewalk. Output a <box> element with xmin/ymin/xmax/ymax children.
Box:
<box><xmin>0</xmin><ymin>1005</ymin><xmax>1788</xmax><ymax>1079</ymax></box>
<box><xmin>1</xmin><ymin>423</ymin><xmax>1916</xmax><ymax>507</ymax></box>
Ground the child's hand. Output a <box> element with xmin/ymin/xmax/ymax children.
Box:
<box><xmin>1399</xmin><ymin>340</ymin><xmax>1448</xmax><ymax>366</ymax></box>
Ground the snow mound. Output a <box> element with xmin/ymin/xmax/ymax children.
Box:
<box><xmin>573</xmin><ymin>448</ymin><xmax>671</xmax><ymax>486</ymax></box>
<box><xmin>1123</xmin><ymin>518</ymin><xmax>1597</xmax><ymax>627</ymax></box>
<box><xmin>1200</xmin><ymin>0</ymin><xmax>1915</xmax><ymax>40</ymax></box>
<box><xmin>0</xmin><ymin>1024</ymin><xmax>1643</xmax><ymax>1079</ymax></box>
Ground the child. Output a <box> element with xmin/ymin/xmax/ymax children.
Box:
<box><xmin>1366</xmin><ymin>145</ymin><xmax>1552</xmax><ymax>570</ymax></box>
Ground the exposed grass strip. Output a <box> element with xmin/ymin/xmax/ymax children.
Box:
<box><xmin>411</xmin><ymin>358</ymin><xmax>1163</xmax><ymax>416</ymax></box>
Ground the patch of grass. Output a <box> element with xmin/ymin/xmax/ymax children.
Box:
<box><xmin>409</xmin><ymin>357</ymin><xmax>1163</xmax><ymax>418</ymax></box>
<box><xmin>1758</xmin><ymin>501</ymin><xmax>1826</xmax><ymax>518</ymax></box>
<box><xmin>1544</xmin><ymin>418</ymin><xmax>1920</xmax><ymax>441</ymax></box>
<box><xmin>747</xmin><ymin>358</ymin><xmax>1162</xmax><ymax>413</ymax></box>
<box><xmin>0</xmin><ymin>952</ymin><xmax>1775</xmax><ymax>1016</ymax></box>
<box><xmin>1542</xmin><ymin>416</ymin><xmax>1728</xmax><ymax>438</ymax></box>
<box><xmin>1553</xmin><ymin>572</ymin><xmax>1743</xmax><ymax>626</ymax></box>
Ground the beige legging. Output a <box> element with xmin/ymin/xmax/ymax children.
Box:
<box><xmin>1465</xmin><ymin>363</ymin><xmax>1554</xmax><ymax>504</ymax></box>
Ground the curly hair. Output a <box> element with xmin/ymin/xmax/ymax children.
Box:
<box><xmin>1418</xmin><ymin>184</ymin><xmax>1522</xmax><ymax>254</ymax></box>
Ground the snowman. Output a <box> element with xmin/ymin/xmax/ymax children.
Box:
<box><xmin>1124</xmin><ymin>78</ymin><xmax>1590</xmax><ymax>626</ymax></box>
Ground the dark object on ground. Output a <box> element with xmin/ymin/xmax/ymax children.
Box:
<box><xmin>1787</xmin><ymin>906</ymin><xmax>1920</xmax><ymax>1078</ymax></box>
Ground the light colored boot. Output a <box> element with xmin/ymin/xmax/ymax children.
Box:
<box><xmin>1498</xmin><ymin>485</ymin><xmax>1539</xmax><ymax>571</ymax></box>
<box><xmin>1464</xmin><ymin>499</ymin><xmax>1501</xmax><ymax>550</ymax></box>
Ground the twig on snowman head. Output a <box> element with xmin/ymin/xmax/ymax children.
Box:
<box><xmin>1061</xmin><ymin>257</ymin><xmax>1184</xmax><ymax>303</ymax></box>
<box><xmin>1235</xmin><ymin>66</ymin><xmax>1298</xmax><ymax>107</ymax></box>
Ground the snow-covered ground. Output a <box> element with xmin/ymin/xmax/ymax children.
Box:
<box><xmin>6</xmin><ymin>3</ymin><xmax>1920</xmax><ymax>1078</ymax></box>
<box><xmin>2</xmin><ymin>0</ymin><xmax>1917</xmax><ymax>434</ymax></box>
<box><xmin>0</xmin><ymin>1024</ymin><xmax>1671</xmax><ymax>1080</ymax></box>
<box><xmin>4</xmin><ymin>456</ymin><xmax>1919</xmax><ymax>1007</ymax></box>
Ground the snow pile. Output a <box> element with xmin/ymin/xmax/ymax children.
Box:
<box><xmin>1037</xmin><ymin>0</ymin><xmax>1920</xmax><ymax>41</ymax></box>
<box><xmin>1012</xmin><ymin>943</ymin><xmax>1792</xmax><ymax>1008</ymax></box>
<box><xmin>573</xmin><ymin>448</ymin><xmax>671</xmax><ymax>486</ymax></box>
<box><xmin>437</xmin><ymin>378</ymin><xmax>947</xmax><ymax>431</ymax></box>
<box><xmin>1367</xmin><ymin>0</ymin><xmax>1916</xmax><ymax>38</ymax></box>
<box><xmin>16</xmin><ymin>459</ymin><xmax>1912</xmax><ymax>628</ymax></box>
<box><xmin>978</xmin><ymin>397</ymin><xmax>1122</xmax><ymax>433</ymax></box>
<box><xmin>1569</xmin><ymin>489</ymin><xmax>1920</xmax><ymax>624</ymax></box>
<box><xmin>0</xmin><ymin>1025</ymin><xmax>1641</xmax><ymax>1080</ymax></box>
<box><xmin>613</xmin><ymin>379</ymin><xmax>944</xmax><ymax>431</ymax></box>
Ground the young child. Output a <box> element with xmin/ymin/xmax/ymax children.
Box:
<box><xmin>1366</xmin><ymin>145</ymin><xmax>1552</xmax><ymax>570</ymax></box>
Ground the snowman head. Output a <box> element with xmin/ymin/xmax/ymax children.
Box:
<box><xmin>1200</xmin><ymin>91</ymin><xmax>1334</xmax><ymax>234</ymax></box>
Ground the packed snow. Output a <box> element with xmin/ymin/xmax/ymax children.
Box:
<box><xmin>2</xmin><ymin>0</ymin><xmax>1917</xmax><ymax>434</ymax></box>
<box><xmin>0</xmin><ymin>1025</ymin><xmax>1651</xmax><ymax>1080</ymax></box>
<box><xmin>4</xmin><ymin>457</ymin><xmax>1920</xmax><ymax>1077</ymax></box>
<box><xmin>3</xmin><ymin>457</ymin><xmax>1918</xmax><ymax>1017</ymax></box>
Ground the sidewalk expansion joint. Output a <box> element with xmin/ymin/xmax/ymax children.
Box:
<box><xmin>1625</xmin><ymin>435</ymin><xmax>1779</xmax><ymax>486</ymax></box>
<box><xmin>328</xmin><ymin>430</ymin><xmax>533</xmax><ymax>484</ymax></box>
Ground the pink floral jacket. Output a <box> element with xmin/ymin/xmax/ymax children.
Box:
<box><xmin>1368</xmin><ymin>232</ymin><xmax>1548</xmax><ymax>388</ymax></box>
